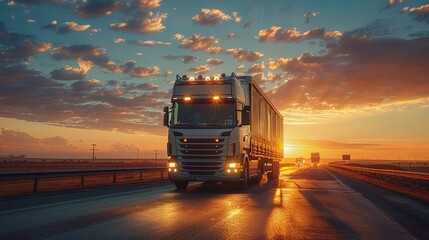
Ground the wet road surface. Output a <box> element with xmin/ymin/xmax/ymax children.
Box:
<box><xmin>0</xmin><ymin>166</ymin><xmax>424</xmax><ymax>239</ymax></box>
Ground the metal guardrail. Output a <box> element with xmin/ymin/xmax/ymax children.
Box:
<box><xmin>0</xmin><ymin>167</ymin><xmax>167</xmax><ymax>196</ymax></box>
<box><xmin>329</xmin><ymin>164</ymin><xmax>429</xmax><ymax>181</ymax></box>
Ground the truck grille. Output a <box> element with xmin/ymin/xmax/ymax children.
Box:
<box><xmin>178</xmin><ymin>138</ymin><xmax>226</xmax><ymax>174</ymax></box>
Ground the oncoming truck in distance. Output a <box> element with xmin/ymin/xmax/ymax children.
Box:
<box><xmin>163</xmin><ymin>73</ymin><xmax>283</xmax><ymax>190</ymax></box>
<box><xmin>311</xmin><ymin>152</ymin><xmax>320</xmax><ymax>166</ymax></box>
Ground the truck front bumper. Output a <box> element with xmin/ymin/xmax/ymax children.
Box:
<box><xmin>168</xmin><ymin>170</ymin><xmax>241</xmax><ymax>182</ymax></box>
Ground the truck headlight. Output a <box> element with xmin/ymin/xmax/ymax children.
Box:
<box><xmin>168</xmin><ymin>162</ymin><xmax>176</xmax><ymax>168</ymax></box>
<box><xmin>228</xmin><ymin>162</ymin><xmax>237</xmax><ymax>168</ymax></box>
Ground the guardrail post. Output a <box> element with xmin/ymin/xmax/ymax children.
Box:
<box><xmin>81</xmin><ymin>175</ymin><xmax>85</xmax><ymax>187</ymax></box>
<box><xmin>113</xmin><ymin>173</ymin><xmax>116</xmax><ymax>184</ymax></box>
<box><xmin>34</xmin><ymin>178</ymin><xmax>39</xmax><ymax>193</ymax></box>
<box><xmin>140</xmin><ymin>172</ymin><xmax>143</xmax><ymax>181</ymax></box>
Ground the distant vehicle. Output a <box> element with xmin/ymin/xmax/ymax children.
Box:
<box><xmin>295</xmin><ymin>157</ymin><xmax>304</xmax><ymax>166</ymax></box>
<box><xmin>163</xmin><ymin>73</ymin><xmax>283</xmax><ymax>190</ymax></box>
<box><xmin>311</xmin><ymin>152</ymin><xmax>320</xmax><ymax>166</ymax></box>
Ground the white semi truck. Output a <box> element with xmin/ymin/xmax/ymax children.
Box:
<box><xmin>163</xmin><ymin>73</ymin><xmax>283</xmax><ymax>190</ymax></box>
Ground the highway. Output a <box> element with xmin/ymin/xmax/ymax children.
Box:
<box><xmin>1</xmin><ymin>166</ymin><xmax>427</xmax><ymax>240</ymax></box>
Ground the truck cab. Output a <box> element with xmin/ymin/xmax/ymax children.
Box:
<box><xmin>163</xmin><ymin>73</ymin><xmax>283</xmax><ymax>190</ymax></box>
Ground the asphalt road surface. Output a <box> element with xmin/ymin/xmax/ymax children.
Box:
<box><xmin>1</xmin><ymin>166</ymin><xmax>427</xmax><ymax>240</ymax></box>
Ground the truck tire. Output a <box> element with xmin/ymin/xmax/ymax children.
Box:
<box><xmin>256</xmin><ymin>159</ymin><xmax>263</xmax><ymax>184</ymax></box>
<box><xmin>273</xmin><ymin>160</ymin><xmax>280</xmax><ymax>178</ymax></box>
<box><xmin>174</xmin><ymin>180</ymin><xmax>188</xmax><ymax>190</ymax></box>
<box><xmin>238</xmin><ymin>160</ymin><xmax>249</xmax><ymax>190</ymax></box>
<box><xmin>267</xmin><ymin>160</ymin><xmax>280</xmax><ymax>180</ymax></box>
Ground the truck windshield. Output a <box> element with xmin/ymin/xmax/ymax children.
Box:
<box><xmin>172</xmin><ymin>102</ymin><xmax>236</xmax><ymax>128</ymax></box>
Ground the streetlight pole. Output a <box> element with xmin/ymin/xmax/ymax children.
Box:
<box><xmin>90</xmin><ymin>144</ymin><xmax>97</xmax><ymax>168</ymax></box>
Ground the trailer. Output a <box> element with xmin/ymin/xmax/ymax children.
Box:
<box><xmin>163</xmin><ymin>73</ymin><xmax>283</xmax><ymax>190</ymax></box>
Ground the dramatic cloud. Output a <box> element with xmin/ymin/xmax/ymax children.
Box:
<box><xmin>71</xmin><ymin>79</ymin><xmax>101</xmax><ymax>91</ymax></box>
<box><xmin>179</xmin><ymin>34</ymin><xmax>219</xmax><ymax>52</ymax></box>
<box><xmin>0</xmin><ymin>128</ymin><xmax>72</xmax><ymax>149</ymax></box>
<box><xmin>134</xmin><ymin>83</ymin><xmax>159</xmax><ymax>90</ymax></box>
<box><xmin>52</xmin><ymin>44</ymin><xmax>159</xmax><ymax>78</ymax></box>
<box><xmin>128</xmin><ymin>40</ymin><xmax>171</xmax><ymax>46</ymax></box>
<box><xmin>188</xmin><ymin>65</ymin><xmax>211</xmax><ymax>75</ymax></box>
<box><xmin>258</xmin><ymin>26</ymin><xmax>342</xmax><ymax>43</ymax></box>
<box><xmin>133</xmin><ymin>0</ymin><xmax>161</xmax><ymax>8</ymax></box>
<box><xmin>117</xmin><ymin>60</ymin><xmax>160</xmax><ymax>78</ymax></box>
<box><xmin>226</xmin><ymin>48</ymin><xmax>264</xmax><ymax>62</ymax></box>
<box><xmin>52</xmin><ymin>45</ymin><xmax>106</xmax><ymax>60</ymax></box>
<box><xmin>192</xmin><ymin>8</ymin><xmax>241</xmax><ymax>26</ymax></box>
<box><xmin>205</xmin><ymin>47</ymin><xmax>223</xmax><ymax>54</ymax></box>
<box><xmin>304</xmin><ymin>11</ymin><xmax>319</xmax><ymax>24</ymax></box>
<box><xmin>347</xmin><ymin>19</ymin><xmax>394</xmax><ymax>38</ymax></box>
<box><xmin>246</xmin><ymin>62</ymin><xmax>265</xmax><ymax>73</ymax></box>
<box><xmin>404</xmin><ymin>4</ymin><xmax>429</xmax><ymax>23</ymax></box>
<box><xmin>76</xmin><ymin>0</ymin><xmax>126</xmax><ymax>18</ymax></box>
<box><xmin>57</xmin><ymin>22</ymin><xmax>91</xmax><ymax>34</ymax></box>
<box><xmin>206</xmin><ymin>58</ymin><xmax>223</xmax><ymax>66</ymax></box>
<box><xmin>110</xmin><ymin>11</ymin><xmax>167</xmax><ymax>33</ymax></box>
<box><xmin>0</xmin><ymin>64</ymin><xmax>167</xmax><ymax>135</ymax></box>
<box><xmin>267</xmin><ymin>35</ymin><xmax>429</xmax><ymax>112</ymax></box>
<box><xmin>50</xmin><ymin>59</ymin><xmax>93</xmax><ymax>80</ymax></box>
<box><xmin>163</xmin><ymin>55</ymin><xmax>198</xmax><ymax>63</ymax></box>
<box><xmin>0</xmin><ymin>22</ymin><xmax>51</xmax><ymax>65</ymax></box>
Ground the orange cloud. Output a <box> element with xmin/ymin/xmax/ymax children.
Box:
<box><xmin>188</xmin><ymin>65</ymin><xmax>211</xmax><ymax>75</ymax></box>
<box><xmin>110</xmin><ymin>11</ymin><xmax>167</xmax><ymax>33</ymax></box>
<box><xmin>58</xmin><ymin>22</ymin><xmax>91</xmax><ymax>34</ymax></box>
<box><xmin>180</xmin><ymin>34</ymin><xmax>219</xmax><ymax>51</ymax></box>
<box><xmin>192</xmin><ymin>8</ymin><xmax>241</xmax><ymax>26</ymax></box>
<box><xmin>257</xmin><ymin>26</ymin><xmax>342</xmax><ymax>43</ymax></box>
<box><xmin>226</xmin><ymin>48</ymin><xmax>264</xmax><ymax>62</ymax></box>
<box><xmin>206</xmin><ymin>58</ymin><xmax>223</xmax><ymax>66</ymax></box>
<box><xmin>246</xmin><ymin>62</ymin><xmax>265</xmax><ymax>73</ymax></box>
<box><xmin>267</xmin><ymin>35</ymin><xmax>429</xmax><ymax>113</ymax></box>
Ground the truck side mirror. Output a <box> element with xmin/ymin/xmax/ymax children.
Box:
<box><xmin>242</xmin><ymin>105</ymin><xmax>250</xmax><ymax>125</ymax></box>
<box><xmin>163</xmin><ymin>106</ymin><xmax>169</xmax><ymax>126</ymax></box>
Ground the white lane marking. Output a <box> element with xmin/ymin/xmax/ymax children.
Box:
<box><xmin>323</xmin><ymin>167</ymin><xmax>352</xmax><ymax>190</ymax></box>
<box><xmin>0</xmin><ymin>184</ymin><xmax>175</xmax><ymax>215</ymax></box>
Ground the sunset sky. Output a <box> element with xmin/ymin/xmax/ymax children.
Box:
<box><xmin>0</xmin><ymin>0</ymin><xmax>428</xmax><ymax>160</ymax></box>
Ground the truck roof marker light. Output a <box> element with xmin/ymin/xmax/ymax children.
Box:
<box><xmin>189</xmin><ymin>77</ymin><xmax>195</xmax><ymax>81</ymax></box>
<box><xmin>205</xmin><ymin>77</ymin><xmax>210</xmax><ymax>81</ymax></box>
<box><xmin>184</xmin><ymin>96</ymin><xmax>191</xmax><ymax>101</ymax></box>
<box><xmin>213</xmin><ymin>95</ymin><xmax>220</xmax><ymax>100</ymax></box>
<box><xmin>214</xmin><ymin>76</ymin><xmax>220</xmax><ymax>81</ymax></box>
<box><xmin>198</xmin><ymin>75</ymin><xmax>203</xmax><ymax>81</ymax></box>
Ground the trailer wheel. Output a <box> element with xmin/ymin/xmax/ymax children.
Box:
<box><xmin>174</xmin><ymin>180</ymin><xmax>188</xmax><ymax>191</ymax></box>
<box><xmin>256</xmin><ymin>159</ymin><xmax>263</xmax><ymax>184</ymax></box>
<box><xmin>267</xmin><ymin>160</ymin><xmax>280</xmax><ymax>180</ymax></box>
<box><xmin>273</xmin><ymin>160</ymin><xmax>280</xmax><ymax>179</ymax></box>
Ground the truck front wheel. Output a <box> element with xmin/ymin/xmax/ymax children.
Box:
<box><xmin>174</xmin><ymin>180</ymin><xmax>188</xmax><ymax>190</ymax></box>
<box><xmin>238</xmin><ymin>160</ymin><xmax>249</xmax><ymax>190</ymax></box>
